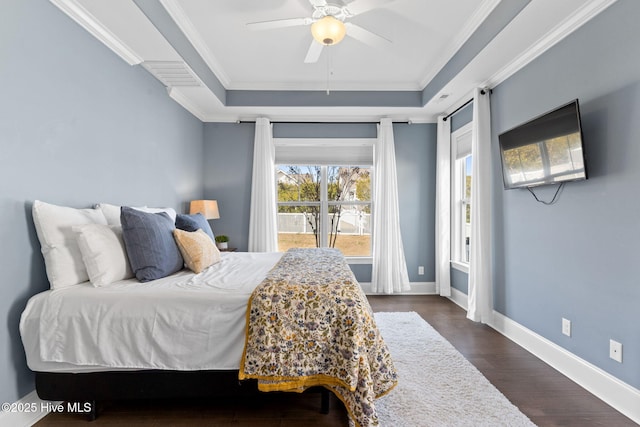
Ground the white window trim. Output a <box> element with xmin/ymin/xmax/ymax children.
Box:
<box><xmin>274</xmin><ymin>138</ymin><xmax>374</xmax><ymax>166</ymax></box>
<box><xmin>276</xmin><ymin>158</ymin><xmax>374</xmax><ymax>262</ymax></box>
<box><xmin>451</xmin><ymin>260</ymin><xmax>470</xmax><ymax>274</ymax></box>
<box><xmin>451</xmin><ymin>122</ymin><xmax>472</xmax><ymax>273</ymax></box>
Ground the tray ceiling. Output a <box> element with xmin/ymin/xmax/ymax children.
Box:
<box><xmin>50</xmin><ymin>0</ymin><xmax>617</xmax><ymax>122</ymax></box>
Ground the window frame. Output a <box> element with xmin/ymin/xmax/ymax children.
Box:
<box><xmin>276</xmin><ymin>164</ymin><xmax>373</xmax><ymax>263</ymax></box>
<box><xmin>450</xmin><ymin>123</ymin><xmax>472</xmax><ymax>273</ymax></box>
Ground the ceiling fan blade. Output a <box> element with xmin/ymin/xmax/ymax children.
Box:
<box><xmin>344</xmin><ymin>0</ymin><xmax>393</xmax><ymax>16</ymax></box>
<box><xmin>345</xmin><ymin>23</ymin><xmax>392</xmax><ymax>49</ymax></box>
<box><xmin>246</xmin><ymin>17</ymin><xmax>311</xmax><ymax>31</ymax></box>
<box><xmin>304</xmin><ymin>40</ymin><xmax>324</xmax><ymax>63</ymax></box>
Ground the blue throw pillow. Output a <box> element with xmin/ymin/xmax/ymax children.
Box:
<box><xmin>175</xmin><ymin>213</ymin><xmax>215</xmax><ymax>242</ymax></box>
<box><xmin>120</xmin><ymin>206</ymin><xmax>184</xmax><ymax>282</ymax></box>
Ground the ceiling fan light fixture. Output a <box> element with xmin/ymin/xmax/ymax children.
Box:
<box><xmin>311</xmin><ymin>15</ymin><xmax>346</xmax><ymax>45</ymax></box>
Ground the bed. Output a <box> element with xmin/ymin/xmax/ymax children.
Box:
<box><xmin>20</xmin><ymin>201</ymin><xmax>397</xmax><ymax>427</ymax></box>
<box><xmin>21</xmin><ymin>251</ymin><xmax>281</xmax><ymax>372</ymax></box>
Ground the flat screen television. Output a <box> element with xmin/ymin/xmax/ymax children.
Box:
<box><xmin>498</xmin><ymin>99</ymin><xmax>587</xmax><ymax>189</ymax></box>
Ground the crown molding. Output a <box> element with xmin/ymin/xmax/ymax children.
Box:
<box><xmin>166</xmin><ymin>87</ymin><xmax>208</xmax><ymax>122</ymax></box>
<box><xmin>201</xmin><ymin>108</ymin><xmax>435</xmax><ymax>124</ymax></box>
<box><xmin>159</xmin><ymin>0</ymin><xmax>232</xmax><ymax>88</ymax></box>
<box><xmin>224</xmin><ymin>80</ymin><xmax>423</xmax><ymax>92</ymax></box>
<box><xmin>419</xmin><ymin>0</ymin><xmax>501</xmax><ymax>89</ymax></box>
<box><xmin>49</xmin><ymin>0</ymin><xmax>142</xmax><ymax>65</ymax></box>
<box><xmin>485</xmin><ymin>0</ymin><xmax>618</xmax><ymax>88</ymax></box>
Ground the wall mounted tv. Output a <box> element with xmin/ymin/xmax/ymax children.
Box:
<box><xmin>498</xmin><ymin>99</ymin><xmax>587</xmax><ymax>190</ymax></box>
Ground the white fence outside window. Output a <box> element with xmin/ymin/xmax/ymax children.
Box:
<box><xmin>277</xmin><ymin>212</ymin><xmax>371</xmax><ymax>235</ymax></box>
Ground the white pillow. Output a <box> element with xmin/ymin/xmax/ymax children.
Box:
<box><xmin>95</xmin><ymin>203</ymin><xmax>148</xmax><ymax>226</ymax></box>
<box><xmin>73</xmin><ymin>224</ymin><xmax>134</xmax><ymax>287</ymax></box>
<box><xmin>94</xmin><ymin>203</ymin><xmax>176</xmax><ymax>227</ymax></box>
<box><xmin>134</xmin><ymin>206</ymin><xmax>177</xmax><ymax>223</ymax></box>
<box><xmin>32</xmin><ymin>200</ymin><xmax>108</xmax><ymax>289</ymax></box>
<box><xmin>94</xmin><ymin>203</ymin><xmax>124</xmax><ymax>226</ymax></box>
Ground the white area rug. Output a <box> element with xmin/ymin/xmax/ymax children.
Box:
<box><xmin>374</xmin><ymin>312</ymin><xmax>536</xmax><ymax>427</ymax></box>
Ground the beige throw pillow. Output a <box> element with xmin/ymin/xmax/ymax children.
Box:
<box><xmin>173</xmin><ymin>229</ymin><xmax>221</xmax><ymax>274</ymax></box>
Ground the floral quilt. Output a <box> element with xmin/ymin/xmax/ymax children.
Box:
<box><xmin>239</xmin><ymin>248</ymin><xmax>397</xmax><ymax>427</ymax></box>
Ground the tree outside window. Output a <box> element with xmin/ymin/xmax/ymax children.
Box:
<box><xmin>277</xmin><ymin>165</ymin><xmax>371</xmax><ymax>256</ymax></box>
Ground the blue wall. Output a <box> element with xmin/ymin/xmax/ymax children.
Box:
<box><xmin>6</xmin><ymin>0</ymin><xmax>637</xmax><ymax>409</ymax></box>
<box><xmin>451</xmin><ymin>267</ymin><xmax>469</xmax><ymax>294</ymax></box>
<box><xmin>203</xmin><ymin>122</ymin><xmax>437</xmax><ymax>283</ymax></box>
<box><xmin>202</xmin><ymin>123</ymin><xmax>255</xmax><ymax>251</ymax></box>
<box><xmin>395</xmin><ymin>123</ymin><xmax>437</xmax><ymax>283</ymax></box>
<box><xmin>0</xmin><ymin>0</ymin><xmax>204</xmax><ymax>403</ymax></box>
<box><xmin>450</xmin><ymin>102</ymin><xmax>474</xmax><ymax>133</ymax></box>
<box><xmin>491</xmin><ymin>0</ymin><xmax>640</xmax><ymax>388</ymax></box>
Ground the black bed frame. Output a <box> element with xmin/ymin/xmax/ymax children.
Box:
<box><xmin>35</xmin><ymin>370</ymin><xmax>331</xmax><ymax>420</ymax></box>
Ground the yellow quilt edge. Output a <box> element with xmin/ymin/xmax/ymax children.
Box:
<box><xmin>238</xmin><ymin>287</ymin><xmax>355</xmax><ymax>393</ymax></box>
<box><xmin>240</xmin><ymin>372</ymin><xmax>353</xmax><ymax>393</ymax></box>
<box><xmin>375</xmin><ymin>379</ymin><xmax>398</xmax><ymax>399</ymax></box>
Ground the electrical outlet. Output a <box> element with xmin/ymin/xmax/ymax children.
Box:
<box><xmin>562</xmin><ymin>318</ymin><xmax>571</xmax><ymax>337</ymax></box>
<box><xmin>610</xmin><ymin>340</ymin><xmax>622</xmax><ymax>363</ymax></box>
<box><xmin>418</xmin><ymin>266</ymin><xmax>424</xmax><ymax>275</ymax></box>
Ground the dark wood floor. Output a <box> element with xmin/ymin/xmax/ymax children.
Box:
<box><xmin>35</xmin><ymin>295</ymin><xmax>636</xmax><ymax>426</ymax></box>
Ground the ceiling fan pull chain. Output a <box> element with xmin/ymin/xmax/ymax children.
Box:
<box><xmin>326</xmin><ymin>47</ymin><xmax>332</xmax><ymax>95</ymax></box>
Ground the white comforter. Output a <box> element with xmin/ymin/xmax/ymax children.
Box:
<box><xmin>20</xmin><ymin>252</ymin><xmax>282</xmax><ymax>373</ymax></box>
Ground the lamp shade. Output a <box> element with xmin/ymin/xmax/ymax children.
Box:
<box><xmin>189</xmin><ymin>200</ymin><xmax>220</xmax><ymax>219</ymax></box>
<box><xmin>311</xmin><ymin>16</ymin><xmax>346</xmax><ymax>46</ymax></box>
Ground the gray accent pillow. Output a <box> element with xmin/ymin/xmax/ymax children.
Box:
<box><xmin>175</xmin><ymin>213</ymin><xmax>215</xmax><ymax>242</ymax></box>
<box><xmin>120</xmin><ymin>206</ymin><xmax>184</xmax><ymax>282</ymax></box>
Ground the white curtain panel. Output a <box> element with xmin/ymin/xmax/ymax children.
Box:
<box><xmin>435</xmin><ymin>116</ymin><xmax>451</xmax><ymax>297</ymax></box>
<box><xmin>248</xmin><ymin>117</ymin><xmax>278</xmax><ymax>252</ymax></box>
<box><xmin>372</xmin><ymin>118</ymin><xmax>410</xmax><ymax>294</ymax></box>
<box><xmin>467</xmin><ymin>89</ymin><xmax>493</xmax><ymax>323</ymax></box>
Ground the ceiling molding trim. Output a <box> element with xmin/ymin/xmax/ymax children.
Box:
<box><xmin>485</xmin><ymin>0</ymin><xmax>619</xmax><ymax>88</ymax></box>
<box><xmin>133</xmin><ymin>0</ymin><xmax>227</xmax><ymax>104</ymax></box>
<box><xmin>420</xmin><ymin>0</ymin><xmax>531</xmax><ymax>106</ymax></box>
<box><xmin>201</xmin><ymin>109</ymin><xmax>435</xmax><ymax>124</ymax></box>
<box><xmin>419</xmin><ymin>0</ymin><xmax>501</xmax><ymax>89</ymax></box>
<box><xmin>167</xmin><ymin>87</ymin><xmax>208</xmax><ymax>122</ymax></box>
<box><xmin>225</xmin><ymin>80</ymin><xmax>423</xmax><ymax>92</ymax></box>
<box><xmin>49</xmin><ymin>0</ymin><xmax>142</xmax><ymax>65</ymax></box>
<box><xmin>159</xmin><ymin>0</ymin><xmax>232</xmax><ymax>88</ymax></box>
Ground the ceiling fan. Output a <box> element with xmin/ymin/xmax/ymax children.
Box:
<box><xmin>246</xmin><ymin>0</ymin><xmax>393</xmax><ymax>63</ymax></box>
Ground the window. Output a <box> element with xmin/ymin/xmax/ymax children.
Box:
<box><xmin>451</xmin><ymin>124</ymin><xmax>472</xmax><ymax>271</ymax></box>
<box><xmin>276</xmin><ymin>165</ymin><xmax>372</xmax><ymax>257</ymax></box>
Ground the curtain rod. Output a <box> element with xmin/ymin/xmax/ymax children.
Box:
<box><xmin>442</xmin><ymin>89</ymin><xmax>490</xmax><ymax>122</ymax></box>
<box><xmin>236</xmin><ymin>120</ymin><xmax>411</xmax><ymax>125</ymax></box>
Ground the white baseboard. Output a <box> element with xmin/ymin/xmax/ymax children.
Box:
<box><xmin>448</xmin><ymin>287</ymin><xmax>469</xmax><ymax>310</ymax></box>
<box><xmin>0</xmin><ymin>390</ymin><xmax>59</xmax><ymax>427</ymax></box>
<box><xmin>446</xmin><ymin>290</ymin><xmax>640</xmax><ymax>424</ymax></box>
<box><xmin>361</xmin><ymin>281</ymin><xmax>436</xmax><ymax>295</ymax></box>
<box><xmin>490</xmin><ymin>311</ymin><xmax>640</xmax><ymax>424</ymax></box>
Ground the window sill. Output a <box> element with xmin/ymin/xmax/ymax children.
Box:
<box><xmin>450</xmin><ymin>261</ymin><xmax>469</xmax><ymax>274</ymax></box>
<box><xmin>347</xmin><ymin>256</ymin><xmax>373</xmax><ymax>265</ymax></box>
